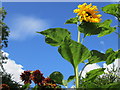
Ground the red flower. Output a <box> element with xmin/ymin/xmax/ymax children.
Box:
<box><xmin>42</xmin><ymin>78</ymin><xmax>57</xmax><ymax>88</ymax></box>
<box><xmin>30</xmin><ymin>70</ymin><xmax>45</xmax><ymax>85</ymax></box>
<box><xmin>20</xmin><ymin>70</ymin><xmax>32</xmax><ymax>84</ymax></box>
<box><xmin>42</xmin><ymin>77</ymin><xmax>55</xmax><ymax>84</ymax></box>
<box><xmin>0</xmin><ymin>84</ymin><xmax>10</xmax><ymax>90</ymax></box>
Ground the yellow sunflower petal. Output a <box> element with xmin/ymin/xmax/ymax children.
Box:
<box><xmin>74</xmin><ymin>3</ymin><xmax>101</xmax><ymax>23</ymax></box>
<box><xmin>92</xmin><ymin>6</ymin><xmax>98</xmax><ymax>10</ymax></box>
<box><xmin>82</xmin><ymin>3</ymin><xmax>87</xmax><ymax>6</ymax></box>
<box><xmin>78</xmin><ymin>5</ymin><xmax>83</xmax><ymax>8</ymax></box>
<box><xmin>82</xmin><ymin>11</ymin><xmax>86</xmax><ymax>14</ymax></box>
<box><xmin>97</xmin><ymin>14</ymin><xmax>102</xmax><ymax>18</ymax></box>
<box><xmin>86</xmin><ymin>3</ymin><xmax>92</xmax><ymax>8</ymax></box>
<box><xmin>73</xmin><ymin>9</ymin><xmax>80</xmax><ymax>13</ymax></box>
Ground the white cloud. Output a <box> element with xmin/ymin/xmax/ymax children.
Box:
<box><xmin>1</xmin><ymin>51</ymin><xmax>24</xmax><ymax>84</ymax></box>
<box><xmin>1</xmin><ymin>50</ymin><xmax>9</xmax><ymax>57</ymax></box>
<box><xmin>3</xmin><ymin>59</ymin><xmax>24</xmax><ymax>84</ymax></box>
<box><xmin>9</xmin><ymin>15</ymin><xmax>50</xmax><ymax>40</ymax></box>
<box><xmin>80</xmin><ymin>59</ymin><xmax>120</xmax><ymax>78</ymax></box>
<box><xmin>103</xmin><ymin>59</ymin><xmax>120</xmax><ymax>75</ymax></box>
<box><xmin>80</xmin><ymin>63</ymin><xmax>101</xmax><ymax>78</ymax></box>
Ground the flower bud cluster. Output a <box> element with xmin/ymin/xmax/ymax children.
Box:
<box><xmin>20</xmin><ymin>70</ymin><xmax>59</xmax><ymax>88</ymax></box>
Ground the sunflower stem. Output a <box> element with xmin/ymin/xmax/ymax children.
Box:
<box><xmin>74</xmin><ymin>65</ymin><xmax>79</xmax><ymax>89</ymax></box>
<box><xmin>77</xmin><ymin>31</ymin><xmax>81</xmax><ymax>43</ymax></box>
<box><xmin>74</xmin><ymin>26</ymin><xmax>81</xmax><ymax>89</ymax></box>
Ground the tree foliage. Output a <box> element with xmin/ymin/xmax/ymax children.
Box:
<box><xmin>0</xmin><ymin>7</ymin><xmax>9</xmax><ymax>48</ymax></box>
<box><xmin>79</xmin><ymin>66</ymin><xmax>120</xmax><ymax>89</ymax></box>
<box><xmin>0</xmin><ymin>8</ymin><xmax>21</xmax><ymax>89</ymax></box>
<box><xmin>1</xmin><ymin>72</ymin><xmax>21</xmax><ymax>89</ymax></box>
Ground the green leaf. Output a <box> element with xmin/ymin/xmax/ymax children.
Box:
<box><xmin>78</xmin><ymin>20</ymin><xmax>116</xmax><ymax>37</ymax></box>
<box><xmin>116</xmin><ymin>49</ymin><xmax>120</xmax><ymax>58</ymax></box>
<box><xmin>98</xmin><ymin>20</ymin><xmax>116</xmax><ymax>37</ymax></box>
<box><xmin>105</xmin><ymin>48</ymin><xmax>117</xmax><ymax>65</ymax></box>
<box><xmin>21</xmin><ymin>83</ymin><xmax>30</xmax><ymax>90</ymax></box>
<box><xmin>37</xmin><ymin>28</ymin><xmax>71</xmax><ymax>46</ymax></box>
<box><xmin>82</xmin><ymin>81</ymin><xmax>99</xmax><ymax>88</ymax></box>
<box><xmin>101</xmin><ymin>82</ymin><xmax>120</xmax><ymax>88</ymax></box>
<box><xmin>102</xmin><ymin>4</ymin><xmax>120</xmax><ymax>21</ymax></box>
<box><xmin>88</xmin><ymin>50</ymin><xmax>106</xmax><ymax>64</ymax></box>
<box><xmin>49</xmin><ymin>71</ymin><xmax>64</xmax><ymax>84</ymax></box>
<box><xmin>65</xmin><ymin>17</ymin><xmax>78</xmax><ymax>24</ymax></box>
<box><xmin>78</xmin><ymin>22</ymin><xmax>100</xmax><ymax>36</ymax></box>
<box><xmin>58</xmin><ymin>38</ymin><xmax>91</xmax><ymax>68</ymax></box>
<box><xmin>67</xmin><ymin>75</ymin><xmax>75</xmax><ymax>83</ymax></box>
<box><xmin>88</xmin><ymin>48</ymin><xmax>119</xmax><ymax>65</ymax></box>
<box><xmin>84</xmin><ymin>68</ymin><xmax>105</xmax><ymax>82</ymax></box>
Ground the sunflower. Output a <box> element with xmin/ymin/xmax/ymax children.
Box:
<box><xmin>73</xmin><ymin>3</ymin><xmax>102</xmax><ymax>23</ymax></box>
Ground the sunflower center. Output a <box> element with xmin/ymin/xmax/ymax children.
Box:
<box><xmin>86</xmin><ymin>12</ymin><xmax>91</xmax><ymax>16</ymax></box>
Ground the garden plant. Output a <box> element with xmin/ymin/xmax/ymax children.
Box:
<box><xmin>37</xmin><ymin>3</ymin><xmax>120</xmax><ymax>89</ymax></box>
<box><xmin>0</xmin><ymin>3</ymin><xmax>120</xmax><ymax>90</ymax></box>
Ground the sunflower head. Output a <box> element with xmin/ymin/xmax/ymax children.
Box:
<box><xmin>73</xmin><ymin>3</ymin><xmax>102</xmax><ymax>23</ymax></box>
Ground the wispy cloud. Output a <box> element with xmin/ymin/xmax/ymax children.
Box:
<box><xmin>9</xmin><ymin>15</ymin><xmax>50</xmax><ymax>40</ymax></box>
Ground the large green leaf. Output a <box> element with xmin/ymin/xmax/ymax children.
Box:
<box><xmin>58</xmin><ymin>38</ymin><xmax>91</xmax><ymax>68</ymax></box>
<box><xmin>78</xmin><ymin>20</ymin><xmax>116</xmax><ymax>37</ymax></box>
<box><xmin>88</xmin><ymin>49</ymin><xmax>120</xmax><ymax>65</ymax></box>
<box><xmin>37</xmin><ymin>28</ymin><xmax>71</xmax><ymax>46</ymax></box>
<box><xmin>65</xmin><ymin>17</ymin><xmax>78</xmax><ymax>24</ymax></box>
<box><xmin>102</xmin><ymin>4</ymin><xmax>120</xmax><ymax>21</ymax></box>
<box><xmin>49</xmin><ymin>71</ymin><xmax>64</xmax><ymax>84</ymax></box>
<box><xmin>98</xmin><ymin>20</ymin><xmax>116</xmax><ymax>37</ymax></box>
<box><xmin>81</xmin><ymin>81</ymin><xmax>99</xmax><ymax>88</ymax></box>
<box><xmin>84</xmin><ymin>68</ymin><xmax>105</xmax><ymax>82</ymax></box>
<box><xmin>78</xmin><ymin>21</ymin><xmax>100</xmax><ymax>36</ymax></box>
<box><xmin>88</xmin><ymin>50</ymin><xmax>106</xmax><ymax>64</ymax></box>
<box><xmin>105</xmin><ymin>48</ymin><xmax>119</xmax><ymax>65</ymax></box>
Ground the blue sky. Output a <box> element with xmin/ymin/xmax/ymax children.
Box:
<box><xmin>2</xmin><ymin>2</ymin><xmax>119</xmax><ymax>87</ymax></box>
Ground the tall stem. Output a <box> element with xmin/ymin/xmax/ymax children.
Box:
<box><xmin>75</xmin><ymin>66</ymin><xmax>79</xmax><ymax>88</ymax></box>
<box><xmin>74</xmin><ymin>29</ymin><xmax>81</xmax><ymax>88</ymax></box>
<box><xmin>74</xmin><ymin>20</ymin><xmax>81</xmax><ymax>88</ymax></box>
<box><xmin>77</xmin><ymin>31</ymin><xmax>81</xmax><ymax>43</ymax></box>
